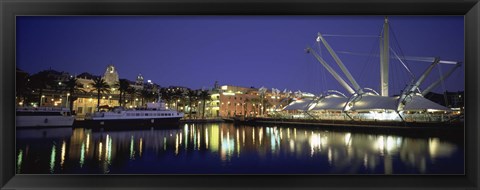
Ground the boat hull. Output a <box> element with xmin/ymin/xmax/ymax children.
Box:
<box><xmin>78</xmin><ymin>117</ymin><xmax>182</xmax><ymax>128</ymax></box>
<box><xmin>16</xmin><ymin>116</ymin><xmax>75</xmax><ymax>128</ymax></box>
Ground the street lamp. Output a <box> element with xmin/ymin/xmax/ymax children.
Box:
<box><xmin>66</xmin><ymin>93</ymin><xmax>70</xmax><ymax>108</ymax></box>
<box><xmin>41</xmin><ymin>95</ymin><xmax>45</xmax><ymax>106</ymax></box>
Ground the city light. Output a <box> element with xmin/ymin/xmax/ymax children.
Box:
<box><xmin>49</xmin><ymin>144</ymin><xmax>56</xmax><ymax>173</ymax></box>
<box><xmin>17</xmin><ymin>149</ymin><xmax>23</xmax><ymax>173</ymax></box>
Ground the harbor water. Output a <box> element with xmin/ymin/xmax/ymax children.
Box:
<box><xmin>16</xmin><ymin>123</ymin><xmax>464</xmax><ymax>174</ymax></box>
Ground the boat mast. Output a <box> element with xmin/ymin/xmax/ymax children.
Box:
<box><xmin>380</xmin><ymin>16</ymin><xmax>390</xmax><ymax>97</ymax></box>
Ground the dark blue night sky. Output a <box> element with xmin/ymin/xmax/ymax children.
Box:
<box><xmin>16</xmin><ymin>16</ymin><xmax>464</xmax><ymax>95</ymax></box>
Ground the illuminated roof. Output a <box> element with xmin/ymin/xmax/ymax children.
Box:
<box><xmin>350</xmin><ymin>94</ymin><xmax>398</xmax><ymax>111</ymax></box>
<box><xmin>282</xmin><ymin>93</ymin><xmax>449</xmax><ymax>112</ymax></box>
<box><xmin>311</xmin><ymin>94</ymin><xmax>347</xmax><ymax>111</ymax></box>
<box><xmin>403</xmin><ymin>94</ymin><xmax>450</xmax><ymax>111</ymax></box>
<box><xmin>283</xmin><ymin>98</ymin><xmax>315</xmax><ymax>111</ymax></box>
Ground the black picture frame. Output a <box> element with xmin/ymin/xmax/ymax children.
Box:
<box><xmin>1</xmin><ymin>0</ymin><xmax>479</xmax><ymax>189</ymax></box>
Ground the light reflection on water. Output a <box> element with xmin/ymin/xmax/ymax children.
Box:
<box><xmin>16</xmin><ymin>123</ymin><xmax>463</xmax><ymax>174</ymax></box>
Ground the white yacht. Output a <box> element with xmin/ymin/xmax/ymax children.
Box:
<box><xmin>84</xmin><ymin>100</ymin><xmax>184</xmax><ymax>127</ymax></box>
<box><xmin>16</xmin><ymin>107</ymin><xmax>75</xmax><ymax>127</ymax></box>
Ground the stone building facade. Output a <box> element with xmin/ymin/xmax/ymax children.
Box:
<box><xmin>205</xmin><ymin>84</ymin><xmax>289</xmax><ymax>118</ymax></box>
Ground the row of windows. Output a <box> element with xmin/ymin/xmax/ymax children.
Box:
<box><xmin>126</xmin><ymin>113</ymin><xmax>174</xmax><ymax>117</ymax></box>
<box><xmin>78</xmin><ymin>98</ymin><xmax>114</xmax><ymax>104</ymax></box>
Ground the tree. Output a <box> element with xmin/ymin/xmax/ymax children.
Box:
<box><xmin>140</xmin><ymin>89</ymin><xmax>155</xmax><ymax>107</ymax></box>
<box><xmin>117</xmin><ymin>79</ymin><xmax>130</xmax><ymax>107</ymax></box>
<box><xmin>172</xmin><ymin>89</ymin><xmax>184</xmax><ymax>111</ymax></box>
<box><xmin>90</xmin><ymin>78</ymin><xmax>110</xmax><ymax>111</ymax></box>
<box><xmin>186</xmin><ymin>89</ymin><xmax>198</xmax><ymax>119</ymax></box>
<box><xmin>16</xmin><ymin>68</ymin><xmax>30</xmax><ymax>105</ymax></box>
<box><xmin>64</xmin><ymin>77</ymin><xmax>85</xmax><ymax>112</ymax></box>
<box><xmin>258</xmin><ymin>88</ymin><xmax>267</xmax><ymax>116</ymax></box>
<box><xmin>29</xmin><ymin>70</ymin><xmax>56</xmax><ymax>105</ymax></box>
<box><xmin>160</xmin><ymin>87</ymin><xmax>173</xmax><ymax>108</ymax></box>
<box><xmin>198</xmin><ymin>90</ymin><xmax>211</xmax><ymax>119</ymax></box>
<box><xmin>242</xmin><ymin>97</ymin><xmax>249</xmax><ymax>117</ymax></box>
<box><xmin>262</xmin><ymin>100</ymin><xmax>273</xmax><ymax>116</ymax></box>
<box><xmin>249</xmin><ymin>98</ymin><xmax>261</xmax><ymax>117</ymax></box>
<box><xmin>125</xmin><ymin>86</ymin><xmax>137</xmax><ymax>107</ymax></box>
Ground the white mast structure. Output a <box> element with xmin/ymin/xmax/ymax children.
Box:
<box><xmin>304</xmin><ymin>16</ymin><xmax>461</xmax><ymax>113</ymax></box>
<box><xmin>306</xmin><ymin>46</ymin><xmax>355</xmax><ymax>95</ymax></box>
<box><xmin>421</xmin><ymin>62</ymin><xmax>462</xmax><ymax>96</ymax></box>
<box><xmin>316</xmin><ymin>33</ymin><xmax>364</xmax><ymax>94</ymax></box>
<box><xmin>380</xmin><ymin>16</ymin><xmax>390</xmax><ymax>97</ymax></box>
<box><xmin>396</xmin><ymin>58</ymin><xmax>440</xmax><ymax>111</ymax></box>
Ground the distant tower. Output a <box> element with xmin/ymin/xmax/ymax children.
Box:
<box><xmin>214</xmin><ymin>81</ymin><xmax>219</xmax><ymax>89</ymax></box>
<box><xmin>136</xmin><ymin>73</ymin><xmax>144</xmax><ymax>86</ymax></box>
<box><xmin>102</xmin><ymin>65</ymin><xmax>119</xmax><ymax>86</ymax></box>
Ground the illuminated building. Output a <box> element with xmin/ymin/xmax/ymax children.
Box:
<box><xmin>72</xmin><ymin>65</ymin><xmax>160</xmax><ymax>117</ymax></box>
<box><xmin>283</xmin><ymin>19</ymin><xmax>459</xmax><ymax>123</ymax></box>
<box><xmin>102</xmin><ymin>65</ymin><xmax>119</xmax><ymax>87</ymax></box>
<box><xmin>205</xmin><ymin>84</ymin><xmax>289</xmax><ymax>118</ymax></box>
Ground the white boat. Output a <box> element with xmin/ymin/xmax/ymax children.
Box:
<box><xmin>83</xmin><ymin>100</ymin><xmax>184</xmax><ymax>127</ymax></box>
<box><xmin>16</xmin><ymin>107</ymin><xmax>75</xmax><ymax>127</ymax></box>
